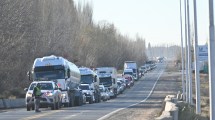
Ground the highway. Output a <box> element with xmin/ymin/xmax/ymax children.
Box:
<box><xmin>0</xmin><ymin>63</ymin><xmax>169</xmax><ymax>120</ymax></box>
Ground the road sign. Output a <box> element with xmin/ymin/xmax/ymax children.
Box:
<box><xmin>198</xmin><ymin>45</ymin><xmax>208</xmax><ymax>61</ymax></box>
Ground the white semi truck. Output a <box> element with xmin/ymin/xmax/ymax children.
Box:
<box><xmin>79</xmin><ymin>67</ymin><xmax>101</xmax><ymax>103</ymax></box>
<box><xmin>124</xmin><ymin>61</ymin><xmax>139</xmax><ymax>81</ymax></box>
<box><xmin>96</xmin><ymin>67</ymin><xmax>117</xmax><ymax>98</ymax></box>
<box><xmin>28</xmin><ymin>55</ymin><xmax>83</xmax><ymax>107</ymax></box>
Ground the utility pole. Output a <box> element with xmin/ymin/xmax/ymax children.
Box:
<box><xmin>180</xmin><ymin>0</ymin><xmax>185</xmax><ymax>100</ymax></box>
<box><xmin>184</xmin><ymin>0</ymin><xmax>189</xmax><ymax>103</ymax></box>
<box><xmin>187</xmin><ymin>0</ymin><xmax>193</xmax><ymax>105</ymax></box>
<box><xmin>193</xmin><ymin>0</ymin><xmax>201</xmax><ymax>114</ymax></box>
<box><xmin>208</xmin><ymin>0</ymin><xmax>215</xmax><ymax>119</ymax></box>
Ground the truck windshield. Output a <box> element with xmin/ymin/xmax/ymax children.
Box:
<box><xmin>80</xmin><ymin>75</ymin><xmax>93</xmax><ymax>84</ymax></box>
<box><xmin>29</xmin><ymin>83</ymin><xmax>53</xmax><ymax>90</ymax></box>
<box><xmin>29</xmin><ymin>83</ymin><xmax>36</xmax><ymax>90</ymax></box>
<box><xmin>34</xmin><ymin>70</ymin><xmax>65</xmax><ymax>80</ymax></box>
<box><xmin>124</xmin><ymin>72</ymin><xmax>133</xmax><ymax>76</ymax></box>
<box><xmin>100</xmin><ymin>77</ymin><xmax>112</xmax><ymax>87</ymax></box>
<box><xmin>40</xmin><ymin>83</ymin><xmax>54</xmax><ymax>90</ymax></box>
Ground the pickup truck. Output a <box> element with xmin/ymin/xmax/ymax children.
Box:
<box><xmin>24</xmin><ymin>81</ymin><xmax>62</xmax><ymax>111</ymax></box>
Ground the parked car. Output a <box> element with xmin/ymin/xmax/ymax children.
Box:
<box><xmin>105</xmin><ymin>87</ymin><xmax>111</xmax><ymax>100</ymax></box>
<box><xmin>79</xmin><ymin>84</ymin><xmax>94</xmax><ymax>104</ymax></box>
<box><xmin>99</xmin><ymin>85</ymin><xmax>109</xmax><ymax>101</ymax></box>
<box><xmin>77</xmin><ymin>86</ymin><xmax>86</xmax><ymax>105</ymax></box>
<box><xmin>24</xmin><ymin>81</ymin><xmax>62</xmax><ymax>111</ymax></box>
<box><xmin>125</xmin><ymin>79</ymin><xmax>131</xmax><ymax>88</ymax></box>
<box><xmin>117</xmin><ymin>81</ymin><xmax>124</xmax><ymax>94</ymax></box>
<box><xmin>139</xmin><ymin>66</ymin><xmax>147</xmax><ymax>75</ymax></box>
<box><xmin>117</xmin><ymin>77</ymin><xmax>126</xmax><ymax>91</ymax></box>
<box><xmin>123</xmin><ymin>75</ymin><xmax>134</xmax><ymax>86</ymax></box>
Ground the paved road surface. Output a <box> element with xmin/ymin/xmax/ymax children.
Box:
<box><xmin>0</xmin><ymin>62</ymin><xmax>180</xmax><ymax>120</ymax></box>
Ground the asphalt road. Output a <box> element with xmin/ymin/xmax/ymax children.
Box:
<box><xmin>0</xmin><ymin>63</ymin><xmax>169</xmax><ymax>120</ymax></box>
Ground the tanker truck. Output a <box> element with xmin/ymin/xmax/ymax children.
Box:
<box><xmin>28</xmin><ymin>55</ymin><xmax>83</xmax><ymax>107</ymax></box>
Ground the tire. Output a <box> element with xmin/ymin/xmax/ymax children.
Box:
<box><xmin>89</xmin><ymin>97</ymin><xmax>93</xmax><ymax>104</ymax></box>
<box><xmin>69</xmin><ymin>97</ymin><xmax>73</xmax><ymax>107</ymax></box>
<box><xmin>98</xmin><ymin>97</ymin><xmax>101</xmax><ymax>103</ymax></box>
<box><xmin>95</xmin><ymin>95</ymin><xmax>99</xmax><ymax>103</ymax></box>
<box><xmin>64</xmin><ymin>103</ymin><xmax>69</xmax><ymax>107</ymax></box>
<box><xmin>76</xmin><ymin>96</ymin><xmax>81</xmax><ymax>106</ymax></box>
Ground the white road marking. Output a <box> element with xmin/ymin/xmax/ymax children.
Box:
<box><xmin>98</xmin><ymin>67</ymin><xmax>165</xmax><ymax>120</ymax></box>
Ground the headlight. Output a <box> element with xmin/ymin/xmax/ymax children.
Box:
<box><xmin>44</xmin><ymin>92</ymin><xmax>53</xmax><ymax>97</ymax></box>
<box><xmin>26</xmin><ymin>92</ymin><xmax>32</xmax><ymax>97</ymax></box>
<box><xmin>62</xmin><ymin>93</ymin><xmax>67</xmax><ymax>99</ymax></box>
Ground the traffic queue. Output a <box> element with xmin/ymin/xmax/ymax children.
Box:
<box><xmin>24</xmin><ymin>55</ymin><xmax>156</xmax><ymax>112</ymax></box>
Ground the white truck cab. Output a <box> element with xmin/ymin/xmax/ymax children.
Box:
<box><xmin>95</xmin><ymin>67</ymin><xmax>118</xmax><ymax>98</ymax></box>
<box><xmin>79</xmin><ymin>67</ymin><xmax>101</xmax><ymax>103</ymax></box>
<box><xmin>124</xmin><ymin>61</ymin><xmax>139</xmax><ymax>81</ymax></box>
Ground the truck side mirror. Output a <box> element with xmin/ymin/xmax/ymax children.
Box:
<box><xmin>67</xmin><ymin>69</ymin><xmax>70</xmax><ymax>78</ymax></box>
<box><xmin>113</xmin><ymin>79</ymin><xmax>116</xmax><ymax>84</ymax></box>
<box><xmin>24</xmin><ymin>88</ymin><xmax>28</xmax><ymax>91</ymax></box>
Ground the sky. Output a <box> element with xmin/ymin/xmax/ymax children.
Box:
<box><xmin>74</xmin><ymin>0</ymin><xmax>210</xmax><ymax>46</ymax></box>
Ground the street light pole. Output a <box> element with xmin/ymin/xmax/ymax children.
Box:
<box><xmin>208</xmin><ymin>0</ymin><xmax>215</xmax><ymax>119</ymax></box>
<box><xmin>180</xmin><ymin>0</ymin><xmax>185</xmax><ymax>100</ymax></box>
<box><xmin>187</xmin><ymin>0</ymin><xmax>193</xmax><ymax>105</ymax></box>
<box><xmin>184</xmin><ymin>0</ymin><xmax>189</xmax><ymax>103</ymax></box>
<box><xmin>193</xmin><ymin>0</ymin><xmax>201</xmax><ymax>114</ymax></box>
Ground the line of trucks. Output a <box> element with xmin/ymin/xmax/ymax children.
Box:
<box><xmin>24</xmin><ymin>55</ymin><xmax>135</xmax><ymax>111</ymax></box>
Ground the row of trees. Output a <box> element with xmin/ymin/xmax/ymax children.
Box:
<box><xmin>0</xmin><ymin>0</ymin><xmax>147</xmax><ymax>98</ymax></box>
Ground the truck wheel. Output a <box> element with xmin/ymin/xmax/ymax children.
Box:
<box><xmin>89</xmin><ymin>97</ymin><xmax>93</xmax><ymax>104</ymax></box>
<box><xmin>79</xmin><ymin>97</ymin><xmax>83</xmax><ymax>106</ymax></box>
<box><xmin>27</xmin><ymin>105</ymin><xmax>31</xmax><ymax>111</ymax></box>
<box><xmin>95</xmin><ymin>95</ymin><xmax>98</xmax><ymax>103</ymax></box>
<box><xmin>64</xmin><ymin>103</ymin><xmax>69</xmax><ymax>107</ymax></box>
<box><xmin>69</xmin><ymin>97</ymin><xmax>73</xmax><ymax>107</ymax></box>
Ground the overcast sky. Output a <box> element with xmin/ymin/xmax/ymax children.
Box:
<box><xmin>74</xmin><ymin>0</ymin><xmax>210</xmax><ymax>46</ymax></box>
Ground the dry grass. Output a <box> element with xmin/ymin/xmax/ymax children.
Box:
<box><xmin>178</xmin><ymin>73</ymin><xmax>210</xmax><ymax>120</ymax></box>
<box><xmin>165</xmin><ymin>61</ymin><xmax>179</xmax><ymax>73</ymax></box>
<box><xmin>165</xmin><ymin>61</ymin><xmax>210</xmax><ymax>119</ymax></box>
